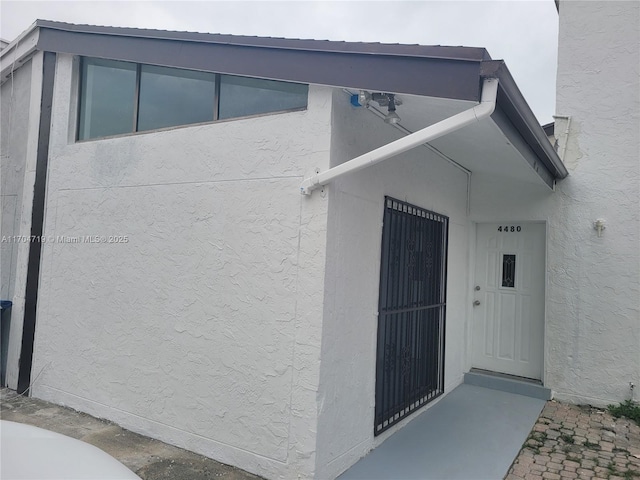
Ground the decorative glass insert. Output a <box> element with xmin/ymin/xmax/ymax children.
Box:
<box><xmin>78</xmin><ymin>58</ymin><xmax>136</xmax><ymax>140</ymax></box>
<box><xmin>218</xmin><ymin>75</ymin><xmax>308</xmax><ymax>120</ymax></box>
<box><xmin>502</xmin><ymin>254</ymin><xmax>516</xmax><ymax>288</ymax></box>
<box><xmin>138</xmin><ymin>65</ymin><xmax>216</xmax><ymax>132</ymax></box>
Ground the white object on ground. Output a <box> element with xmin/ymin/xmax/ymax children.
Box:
<box><xmin>0</xmin><ymin>420</ymin><xmax>141</xmax><ymax>479</ymax></box>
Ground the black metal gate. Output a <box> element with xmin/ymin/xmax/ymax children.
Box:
<box><xmin>375</xmin><ymin>197</ymin><xmax>448</xmax><ymax>435</ymax></box>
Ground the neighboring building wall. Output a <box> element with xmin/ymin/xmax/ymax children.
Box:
<box><xmin>29</xmin><ymin>53</ymin><xmax>333</xmax><ymax>480</ymax></box>
<box><xmin>470</xmin><ymin>1</ymin><xmax>639</xmax><ymax>406</ymax></box>
<box><xmin>550</xmin><ymin>0</ymin><xmax>639</xmax><ymax>405</ymax></box>
<box><xmin>0</xmin><ymin>53</ymin><xmax>43</xmax><ymax>388</ymax></box>
<box><xmin>1</xmin><ymin>60</ymin><xmax>31</xmax><ymax>302</ymax></box>
<box><xmin>315</xmin><ymin>90</ymin><xmax>470</xmax><ymax>479</ymax></box>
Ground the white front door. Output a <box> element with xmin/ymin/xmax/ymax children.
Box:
<box><xmin>471</xmin><ymin>222</ymin><xmax>545</xmax><ymax>380</ymax></box>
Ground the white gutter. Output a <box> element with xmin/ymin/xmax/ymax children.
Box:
<box><xmin>552</xmin><ymin>114</ymin><xmax>572</xmax><ymax>162</ymax></box>
<box><xmin>300</xmin><ymin>77</ymin><xmax>499</xmax><ymax>195</ymax></box>
<box><xmin>0</xmin><ymin>21</ymin><xmax>40</xmax><ymax>84</ymax></box>
<box><xmin>348</xmin><ymin>90</ymin><xmax>474</xmax><ymax>214</ymax></box>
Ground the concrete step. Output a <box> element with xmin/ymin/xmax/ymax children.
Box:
<box><xmin>464</xmin><ymin>369</ymin><xmax>552</xmax><ymax>401</ymax></box>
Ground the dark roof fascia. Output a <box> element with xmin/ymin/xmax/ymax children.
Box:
<box><xmin>491</xmin><ymin>105</ymin><xmax>556</xmax><ymax>188</ymax></box>
<box><xmin>481</xmin><ymin>60</ymin><xmax>568</xmax><ymax>179</ymax></box>
<box><xmin>542</xmin><ymin>122</ymin><xmax>554</xmax><ymax>136</ymax></box>
<box><xmin>34</xmin><ymin>20</ymin><xmax>492</xmax><ymax>61</ymax></box>
<box><xmin>34</xmin><ymin>21</ymin><xmax>485</xmax><ymax>102</ymax></box>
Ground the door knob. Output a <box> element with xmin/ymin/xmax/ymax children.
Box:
<box><xmin>473</xmin><ymin>300</ymin><xmax>481</xmax><ymax>306</ymax></box>
<box><xmin>475</xmin><ymin>286</ymin><xmax>481</xmax><ymax>291</ymax></box>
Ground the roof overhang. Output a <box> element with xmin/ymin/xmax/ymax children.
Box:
<box><xmin>354</xmin><ymin>92</ymin><xmax>557</xmax><ymax>189</ymax></box>
<box><xmin>27</xmin><ymin>20</ymin><xmax>489</xmax><ymax>101</ymax></box>
<box><xmin>1</xmin><ymin>20</ymin><xmax>568</xmax><ymax>188</ymax></box>
<box><xmin>0</xmin><ymin>21</ymin><xmax>40</xmax><ymax>81</ymax></box>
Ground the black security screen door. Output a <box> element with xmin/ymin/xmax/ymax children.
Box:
<box><xmin>375</xmin><ymin>197</ymin><xmax>448</xmax><ymax>435</ymax></box>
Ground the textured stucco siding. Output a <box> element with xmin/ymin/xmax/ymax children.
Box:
<box><xmin>30</xmin><ymin>54</ymin><xmax>332</xmax><ymax>480</ymax></box>
<box><xmin>549</xmin><ymin>0</ymin><xmax>639</xmax><ymax>405</ymax></box>
<box><xmin>469</xmin><ymin>1</ymin><xmax>639</xmax><ymax>406</ymax></box>
<box><xmin>1</xmin><ymin>59</ymin><xmax>32</xmax><ymax>300</ymax></box>
<box><xmin>1</xmin><ymin>53</ymin><xmax>43</xmax><ymax>389</ymax></box>
<box><xmin>315</xmin><ymin>90</ymin><xmax>470</xmax><ymax>479</ymax></box>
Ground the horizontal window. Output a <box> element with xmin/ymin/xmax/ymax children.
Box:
<box><xmin>77</xmin><ymin>58</ymin><xmax>309</xmax><ymax>141</ymax></box>
<box><xmin>78</xmin><ymin>59</ymin><xmax>136</xmax><ymax>140</ymax></box>
<box><xmin>138</xmin><ymin>65</ymin><xmax>217</xmax><ymax>132</ymax></box>
<box><xmin>219</xmin><ymin>75</ymin><xmax>308</xmax><ymax>120</ymax></box>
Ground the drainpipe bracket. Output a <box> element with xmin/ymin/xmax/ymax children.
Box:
<box><xmin>300</xmin><ymin>169</ymin><xmax>321</xmax><ymax>195</ymax></box>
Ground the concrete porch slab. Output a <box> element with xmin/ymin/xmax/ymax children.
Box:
<box><xmin>338</xmin><ymin>384</ymin><xmax>546</xmax><ymax>480</ymax></box>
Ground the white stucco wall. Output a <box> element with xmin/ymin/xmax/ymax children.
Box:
<box><xmin>550</xmin><ymin>0</ymin><xmax>639</xmax><ymax>405</ymax></box>
<box><xmin>1</xmin><ymin>59</ymin><xmax>31</xmax><ymax>301</ymax></box>
<box><xmin>314</xmin><ymin>91</ymin><xmax>471</xmax><ymax>479</ymax></box>
<box><xmin>470</xmin><ymin>1</ymin><xmax>639</xmax><ymax>406</ymax></box>
<box><xmin>30</xmin><ymin>53</ymin><xmax>332</xmax><ymax>480</ymax></box>
<box><xmin>0</xmin><ymin>53</ymin><xmax>43</xmax><ymax>388</ymax></box>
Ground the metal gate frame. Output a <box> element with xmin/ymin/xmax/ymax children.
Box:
<box><xmin>374</xmin><ymin>197</ymin><xmax>448</xmax><ymax>435</ymax></box>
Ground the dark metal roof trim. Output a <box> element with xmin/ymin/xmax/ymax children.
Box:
<box><xmin>491</xmin><ymin>106</ymin><xmax>555</xmax><ymax>188</ymax></box>
<box><xmin>36</xmin><ymin>25</ymin><xmax>484</xmax><ymax>101</ymax></box>
<box><xmin>482</xmin><ymin>60</ymin><xmax>568</xmax><ymax>179</ymax></box>
<box><xmin>34</xmin><ymin>20</ymin><xmax>492</xmax><ymax>61</ymax></box>
<box><xmin>542</xmin><ymin>122</ymin><xmax>554</xmax><ymax>136</ymax></box>
<box><xmin>18</xmin><ymin>51</ymin><xmax>56</xmax><ymax>395</ymax></box>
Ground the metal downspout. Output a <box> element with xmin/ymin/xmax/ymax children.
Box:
<box><xmin>300</xmin><ymin>77</ymin><xmax>499</xmax><ymax>196</ymax></box>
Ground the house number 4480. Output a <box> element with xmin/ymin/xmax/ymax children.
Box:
<box><xmin>498</xmin><ymin>226</ymin><xmax>521</xmax><ymax>232</ymax></box>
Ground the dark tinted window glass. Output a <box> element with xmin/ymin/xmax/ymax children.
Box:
<box><xmin>138</xmin><ymin>65</ymin><xmax>216</xmax><ymax>131</ymax></box>
<box><xmin>502</xmin><ymin>254</ymin><xmax>516</xmax><ymax>288</ymax></box>
<box><xmin>79</xmin><ymin>59</ymin><xmax>136</xmax><ymax>140</ymax></box>
<box><xmin>219</xmin><ymin>75</ymin><xmax>308</xmax><ymax>120</ymax></box>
